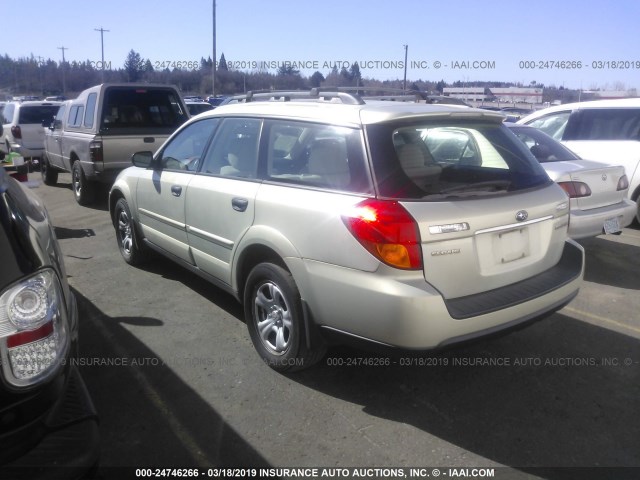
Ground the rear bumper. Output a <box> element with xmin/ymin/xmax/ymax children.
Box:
<box><xmin>569</xmin><ymin>198</ymin><xmax>636</xmax><ymax>239</ymax></box>
<box><xmin>0</xmin><ymin>366</ymin><xmax>100</xmax><ymax>479</ymax></box>
<box><xmin>296</xmin><ymin>239</ymin><xmax>584</xmax><ymax>350</ymax></box>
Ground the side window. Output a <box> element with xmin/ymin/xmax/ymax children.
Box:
<box><xmin>84</xmin><ymin>93</ymin><xmax>97</xmax><ymax>128</ymax></box>
<box><xmin>67</xmin><ymin>105</ymin><xmax>85</xmax><ymax>128</ymax></box>
<box><xmin>567</xmin><ymin>108</ymin><xmax>640</xmax><ymax>141</ymax></box>
<box><xmin>54</xmin><ymin>105</ymin><xmax>66</xmax><ymax>130</ymax></box>
<box><xmin>200</xmin><ymin>118</ymin><xmax>262</xmax><ymax>178</ymax></box>
<box><xmin>2</xmin><ymin>104</ymin><xmax>15</xmax><ymax>124</ymax></box>
<box><xmin>526</xmin><ymin>112</ymin><xmax>571</xmax><ymax>140</ymax></box>
<box><xmin>264</xmin><ymin>120</ymin><xmax>371</xmax><ymax>193</ymax></box>
<box><xmin>158</xmin><ymin>118</ymin><xmax>219</xmax><ymax>172</ymax></box>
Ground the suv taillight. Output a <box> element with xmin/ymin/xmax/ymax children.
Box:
<box><xmin>342</xmin><ymin>199</ymin><xmax>422</xmax><ymax>270</ymax></box>
<box><xmin>89</xmin><ymin>140</ymin><xmax>103</xmax><ymax>163</ymax></box>
<box><xmin>617</xmin><ymin>175</ymin><xmax>629</xmax><ymax>191</ymax></box>
<box><xmin>558</xmin><ymin>181</ymin><xmax>591</xmax><ymax>198</ymax></box>
<box><xmin>0</xmin><ymin>269</ymin><xmax>69</xmax><ymax>387</ymax></box>
<box><xmin>11</xmin><ymin>125</ymin><xmax>22</xmax><ymax>139</ymax></box>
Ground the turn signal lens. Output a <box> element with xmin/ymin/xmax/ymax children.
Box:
<box><xmin>342</xmin><ymin>199</ymin><xmax>422</xmax><ymax>270</ymax></box>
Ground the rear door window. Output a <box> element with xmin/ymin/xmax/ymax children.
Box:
<box><xmin>367</xmin><ymin>120</ymin><xmax>550</xmax><ymax>200</ymax></box>
<box><xmin>564</xmin><ymin>108</ymin><xmax>640</xmax><ymax>140</ymax></box>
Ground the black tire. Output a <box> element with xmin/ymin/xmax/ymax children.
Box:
<box><xmin>71</xmin><ymin>161</ymin><xmax>95</xmax><ymax>205</ymax></box>
<box><xmin>41</xmin><ymin>155</ymin><xmax>58</xmax><ymax>186</ymax></box>
<box><xmin>114</xmin><ymin>198</ymin><xmax>149</xmax><ymax>265</ymax></box>
<box><xmin>244</xmin><ymin>262</ymin><xmax>326</xmax><ymax>372</ymax></box>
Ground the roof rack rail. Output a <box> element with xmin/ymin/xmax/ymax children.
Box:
<box><xmin>226</xmin><ymin>89</ymin><xmax>365</xmax><ymax>105</ymax></box>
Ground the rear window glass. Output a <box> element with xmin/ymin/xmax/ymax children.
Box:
<box><xmin>565</xmin><ymin>108</ymin><xmax>640</xmax><ymax>141</ymax></box>
<box><xmin>100</xmin><ymin>87</ymin><xmax>188</xmax><ymax>133</ymax></box>
<box><xmin>18</xmin><ymin>105</ymin><xmax>60</xmax><ymax>124</ymax></box>
<box><xmin>367</xmin><ymin>120</ymin><xmax>550</xmax><ymax>200</ymax></box>
<box><xmin>509</xmin><ymin>126</ymin><xmax>580</xmax><ymax>163</ymax></box>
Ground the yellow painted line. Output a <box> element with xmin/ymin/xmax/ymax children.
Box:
<box><xmin>563</xmin><ymin>306</ymin><xmax>640</xmax><ymax>336</ymax></box>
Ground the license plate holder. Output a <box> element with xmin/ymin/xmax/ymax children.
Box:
<box><xmin>603</xmin><ymin>217</ymin><xmax>621</xmax><ymax>234</ymax></box>
<box><xmin>495</xmin><ymin>227</ymin><xmax>530</xmax><ymax>264</ymax></box>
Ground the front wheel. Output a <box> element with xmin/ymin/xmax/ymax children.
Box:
<box><xmin>114</xmin><ymin>198</ymin><xmax>149</xmax><ymax>265</ymax></box>
<box><xmin>72</xmin><ymin>161</ymin><xmax>95</xmax><ymax>205</ymax></box>
<box><xmin>244</xmin><ymin>263</ymin><xmax>326</xmax><ymax>372</ymax></box>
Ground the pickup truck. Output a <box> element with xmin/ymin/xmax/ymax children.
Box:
<box><xmin>42</xmin><ymin>83</ymin><xmax>189</xmax><ymax>205</ymax></box>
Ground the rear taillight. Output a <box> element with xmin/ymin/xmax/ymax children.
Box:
<box><xmin>558</xmin><ymin>181</ymin><xmax>591</xmax><ymax>198</ymax></box>
<box><xmin>10</xmin><ymin>125</ymin><xmax>22</xmax><ymax>139</ymax></box>
<box><xmin>89</xmin><ymin>140</ymin><xmax>104</xmax><ymax>163</ymax></box>
<box><xmin>617</xmin><ymin>175</ymin><xmax>629</xmax><ymax>191</ymax></box>
<box><xmin>0</xmin><ymin>269</ymin><xmax>68</xmax><ymax>387</ymax></box>
<box><xmin>342</xmin><ymin>199</ymin><xmax>422</xmax><ymax>270</ymax></box>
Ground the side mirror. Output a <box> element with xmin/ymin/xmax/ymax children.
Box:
<box><xmin>131</xmin><ymin>151</ymin><xmax>154</xmax><ymax>169</ymax></box>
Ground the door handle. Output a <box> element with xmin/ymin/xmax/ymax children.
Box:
<box><xmin>171</xmin><ymin>185</ymin><xmax>182</xmax><ymax>197</ymax></box>
<box><xmin>231</xmin><ymin>197</ymin><xmax>249</xmax><ymax>212</ymax></box>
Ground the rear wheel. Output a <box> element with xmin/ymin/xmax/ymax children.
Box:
<box><xmin>244</xmin><ymin>262</ymin><xmax>326</xmax><ymax>372</ymax></box>
<box><xmin>114</xmin><ymin>198</ymin><xmax>149</xmax><ymax>265</ymax></box>
<box><xmin>41</xmin><ymin>154</ymin><xmax>58</xmax><ymax>185</ymax></box>
<box><xmin>72</xmin><ymin>161</ymin><xmax>95</xmax><ymax>205</ymax></box>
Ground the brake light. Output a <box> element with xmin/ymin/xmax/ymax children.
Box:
<box><xmin>11</xmin><ymin>125</ymin><xmax>22</xmax><ymax>139</ymax></box>
<box><xmin>89</xmin><ymin>140</ymin><xmax>104</xmax><ymax>163</ymax></box>
<box><xmin>342</xmin><ymin>199</ymin><xmax>422</xmax><ymax>270</ymax></box>
<box><xmin>617</xmin><ymin>174</ymin><xmax>629</xmax><ymax>191</ymax></box>
<box><xmin>0</xmin><ymin>270</ymin><xmax>68</xmax><ymax>386</ymax></box>
<box><xmin>557</xmin><ymin>181</ymin><xmax>591</xmax><ymax>198</ymax></box>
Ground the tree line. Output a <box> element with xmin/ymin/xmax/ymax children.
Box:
<box><xmin>1</xmin><ymin>49</ymin><xmax>581</xmax><ymax>102</ymax></box>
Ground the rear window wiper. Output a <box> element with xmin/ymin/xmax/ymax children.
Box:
<box><xmin>438</xmin><ymin>180</ymin><xmax>511</xmax><ymax>195</ymax></box>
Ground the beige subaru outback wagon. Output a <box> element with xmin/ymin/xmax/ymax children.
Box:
<box><xmin>109</xmin><ymin>90</ymin><xmax>584</xmax><ymax>371</ymax></box>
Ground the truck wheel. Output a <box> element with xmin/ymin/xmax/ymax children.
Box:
<box><xmin>114</xmin><ymin>198</ymin><xmax>149</xmax><ymax>265</ymax></box>
<box><xmin>244</xmin><ymin>262</ymin><xmax>326</xmax><ymax>372</ymax></box>
<box><xmin>41</xmin><ymin>155</ymin><xmax>58</xmax><ymax>186</ymax></box>
<box><xmin>72</xmin><ymin>161</ymin><xmax>95</xmax><ymax>205</ymax></box>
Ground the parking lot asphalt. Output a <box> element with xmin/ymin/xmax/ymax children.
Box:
<box><xmin>30</xmin><ymin>173</ymin><xmax>640</xmax><ymax>479</ymax></box>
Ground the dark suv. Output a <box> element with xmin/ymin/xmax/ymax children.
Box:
<box><xmin>0</xmin><ymin>168</ymin><xmax>99</xmax><ymax>477</ymax></box>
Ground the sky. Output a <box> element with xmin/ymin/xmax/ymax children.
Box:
<box><xmin>3</xmin><ymin>0</ymin><xmax>640</xmax><ymax>91</ymax></box>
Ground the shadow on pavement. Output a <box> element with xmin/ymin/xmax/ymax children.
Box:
<box><xmin>292</xmin><ymin>315</ymin><xmax>640</xmax><ymax>479</ymax></box>
<box><xmin>73</xmin><ymin>289</ymin><xmax>270</xmax><ymax>479</ymax></box>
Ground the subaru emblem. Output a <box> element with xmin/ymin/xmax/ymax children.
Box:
<box><xmin>602</xmin><ymin>173</ymin><xmax>607</xmax><ymax>181</ymax></box>
<box><xmin>516</xmin><ymin>210</ymin><xmax>528</xmax><ymax>222</ymax></box>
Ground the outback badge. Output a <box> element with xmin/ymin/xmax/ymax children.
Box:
<box><xmin>515</xmin><ymin>210</ymin><xmax>528</xmax><ymax>222</ymax></box>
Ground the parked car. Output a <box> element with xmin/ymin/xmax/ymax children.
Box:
<box><xmin>185</xmin><ymin>100</ymin><xmax>214</xmax><ymax>116</ymax></box>
<box><xmin>0</xmin><ymin>167</ymin><xmax>99</xmax><ymax>476</ymax></box>
<box><xmin>1</xmin><ymin>100</ymin><xmax>62</xmax><ymax>170</ymax></box>
<box><xmin>42</xmin><ymin>83</ymin><xmax>189</xmax><ymax>205</ymax></box>
<box><xmin>518</xmin><ymin>98</ymin><xmax>640</xmax><ymax>223</ymax></box>
<box><xmin>507</xmin><ymin>124</ymin><xmax>635</xmax><ymax>238</ymax></box>
<box><xmin>109</xmin><ymin>90</ymin><xmax>584</xmax><ymax>371</ymax></box>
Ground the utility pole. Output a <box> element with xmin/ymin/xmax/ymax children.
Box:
<box><xmin>95</xmin><ymin>27</ymin><xmax>110</xmax><ymax>83</ymax></box>
<box><xmin>58</xmin><ymin>46</ymin><xmax>68</xmax><ymax>96</ymax></box>
<box><xmin>36</xmin><ymin>56</ymin><xmax>44</xmax><ymax>96</ymax></box>
<box><xmin>403</xmin><ymin>44</ymin><xmax>408</xmax><ymax>91</ymax></box>
<box><xmin>212</xmin><ymin>0</ymin><xmax>216</xmax><ymax>97</ymax></box>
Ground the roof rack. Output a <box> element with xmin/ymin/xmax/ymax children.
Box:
<box><xmin>224</xmin><ymin>87</ymin><xmax>446</xmax><ymax>106</ymax></box>
<box><xmin>227</xmin><ymin>89</ymin><xmax>365</xmax><ymax>105</ymax></box>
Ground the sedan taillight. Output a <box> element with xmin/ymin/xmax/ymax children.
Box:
<box><xmin>0</xmin><ymin>269</ymin><xmax>69</xmax><ymax>387</ymax></box>
<box><xmin>617</xmin><ymin>175</ymin><xmax>629</xmax><ymax>191</ymax></box>
<box><xmin>557</xmin><ymin>181</ymin><xmax>591</xmax><ymax>198</ymax></box>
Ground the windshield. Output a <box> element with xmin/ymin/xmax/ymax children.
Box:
<box><xmin>509</xmin><ymin>125</ymin><xmax>581</xmax><ymax>163</ymax></box>
<box><xmin>366</xmin><ymin>120</ymin><xmax>551</xmax><ymax>200</ymax></box>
